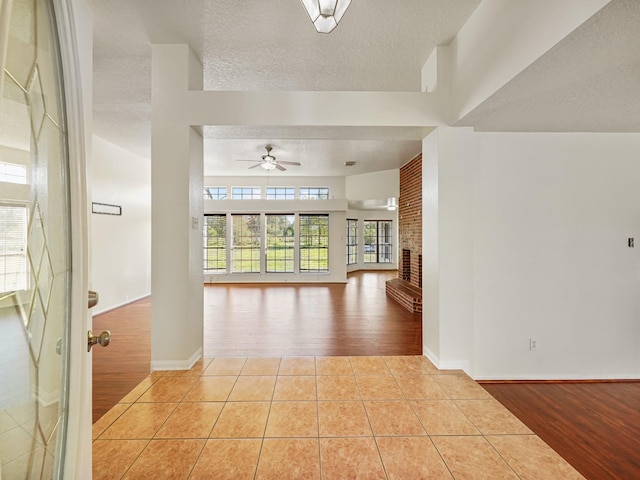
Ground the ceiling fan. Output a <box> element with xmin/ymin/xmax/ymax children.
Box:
<box><xmin>236</xmin><ymin>146</ymin><xmax>301</xmax><ymax>171</ymax></box>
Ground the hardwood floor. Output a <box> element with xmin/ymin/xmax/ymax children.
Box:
<box><xmin>482</xmin><ymin>382</ymin><xmax>640</xmax><ymax>480</ymax></box>
<box><xmin>93</xmin><ymin>271</ymin><xmax>421</xmax><ymax>421</ymax></box>
<box><xmin>92</xmin><ymin>297</ymin><xmax>151</xmax><ymax>423</ymax></box>
<box><xmin>92</xmin><ymin>272</ymin><xmax>640</xmax><ymax>480</ymax></box>
<box><xmin>204</xmin><ymin>271</ymin><xmax>422</xmax><ymax>356</ymax></box>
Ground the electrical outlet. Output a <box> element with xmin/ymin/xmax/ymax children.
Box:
<box><xmin>529</xmin><ymin>339</ymin><xmax>537</xmax><ymax>351</ymax></box>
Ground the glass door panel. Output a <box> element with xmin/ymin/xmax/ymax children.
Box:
<box><xmin>1</xmin><ymin>0</ymin><xmax>72</xmax><ymax>478</ymax></box>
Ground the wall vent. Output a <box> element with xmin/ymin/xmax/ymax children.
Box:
<box><xmin>344</xmin><ymin>161</ymin><xmax>356</xmax><ymax>166</ymax></box>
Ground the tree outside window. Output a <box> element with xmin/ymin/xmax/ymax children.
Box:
<box><xmin>300</xmin><ymin>214</ymin><xmax>329</xmax><ymax>272</ymax></box>
<box><xmin>364</xmin><ymin>220</ymin><xmax>392</xmax><ymax>263</ymax></box>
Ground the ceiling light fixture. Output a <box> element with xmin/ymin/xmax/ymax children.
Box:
<box><xmin>261</xmin><ymin>162</ymin><xmax>277</xmax><ymax>171</ymax></box>
<box><xmin>300</xmin><ymin>0</ymin><xmax>351</xmax><ymax>34</ymax></box>
<box><xmin>386</xmin><ymin>197</ymin><xmax>398</xmax><ymax>211</ymax></box>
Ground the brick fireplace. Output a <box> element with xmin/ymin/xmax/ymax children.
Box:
<box><xmin>386</xmin><ymin>154</ymin><xmax>422</xmax><ymax>312</ymax></box>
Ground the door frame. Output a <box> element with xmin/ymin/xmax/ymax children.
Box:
<box><xmin>54</xmin><ymin>0</ymin><xmax>93</xmax><ymax>477</ymax></box>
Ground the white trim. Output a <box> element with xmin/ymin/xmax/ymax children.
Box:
<box><xmin>55</xmin><ymin>0</ymin><xmax>92</xmax><ymax>478</ymax></box>
<box><xmin>423</xmin><ymin>346</ymin><xmax>439</xmax><ymax>368</ymax></box>
<box><xmin>475</xmin><ymin>373</ymin><xmax>640</xmax><ymax>382</ymax></box>
<box><xmin>92</xmin><ymin>294</ymin><xmax>150</xmax><ymax>316</ymax></box>
<box><xmin>423</xmin><ymin>346</ymin><xmax>471</xmax><ymax>375</ymax></box>
<box><xmin>439</xmin><ymin>360</ymin><xmax>471</xmax><ymax>374</ymax></box>
<box><xmin>151</xmin><ymin>347</ymin><xmax>202</xmax><ymax>372</ymax></box>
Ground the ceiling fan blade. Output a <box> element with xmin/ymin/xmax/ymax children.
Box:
<box><xmin>236</xmin><ymin>159</ymin><xmax>261</xmax><ymax>162</ymax></box>
<box><xmin>248</xmin><ymin>163</ymin><xmax>262</xmax><ymax>169</ymax></box>
<box><xmin>276</xmin><ymin>161</ymin><xmax>301</xmax><ymax>166</ymax></box>
<box><xmin>275</xmin><ymin>163</ymin><xmax>286</xmax><ymax>171</ymax></box>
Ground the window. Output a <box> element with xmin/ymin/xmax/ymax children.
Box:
<box><xmin>266</xmin><ymin>214</ymin><xmax>295</xmax><ymax>273</ymax></box>
<box><xmin>364</xmin><ymin>220</ymin><xmax>393</xmax><ymax>263</ymax></box>
<box><xmin>203</xmin><ymin>215</ymin><xmax>226</xmax><ymax>272</ymax></box>
<box><xmin>204</xmin><ymin>187</ymin><xmax>227</xmax><ymax>199</ymax></box>
<box><xmin>231</xmin><ymin>214</ymin><xmax>261</xmax><ymax>272</ymax></box>
<box><xmin>300</xmin><ymin>187</ymin><xmax>329</xmax><ymax>200</ymax></box>
<box><xmin>266</xmin><ymin>187</ymin><xmax>295</xmax><ymax>200</ymax></box>
<box><xmin>232</xmin><ymin>187</ymin><xmax>261</xmax><ymax>199</ymax></box>
<box><xmin>0</xmin><ymin>204</ymin><xmax>28</xmax><ymax>293</ymax></box>
<box><xmin>0</xmin><ymin>162</ymin><xmax>27</xmax><ymax>184</ymax></box>
<box><xmin>299</xmin><ymin>214</ymin><xmax>329</xmax><ymax>272</ymax></box>
<box><xmin>346</xmin><ymin>219</ymin><xmax>357</xmax><ymax>265</ymax></box>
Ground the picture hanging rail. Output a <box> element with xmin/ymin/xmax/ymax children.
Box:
<box><xmin>92</xmin><ymin>202</ymin><xmax>122</xmax><ymax>216</ymax></box>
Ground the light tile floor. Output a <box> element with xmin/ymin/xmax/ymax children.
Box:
<box><xmin>92</xmin><ymin>356</ymin><xmax>585</xmax><ymax>480</ymax></box>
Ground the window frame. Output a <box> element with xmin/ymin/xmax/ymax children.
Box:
<box><xmin>346</xmin><ymin>218</ymin><xmax>357</xmax><ymax>265</ymax></box>
<box><xmin>299</xmin><ymin>187</ymin><xmax>329</xmax><ymax>200</ymax></box>
<box><xmin>299</xmin><ymin>214</ymin><xmax>329</xmax><ymax>273</ymax></box>
<box><xmin>265</xmin><ymin>187</ymin><xmax>295</xmax><ymax>200</ymax></box>
<box><xmin>0</xmin><ymin>203</ymin><xmax>29</xmax><ymax>293</ymax></box>
<box><xmin>231</xmin><ymin>213</ymin><xmax>261</xmax><ymax>273</ymax></box>
<box><xmin>265</xmin><ymin>214</ymin><xmax>295</xmax><ymax>273</ymax></box>
<box><xmin>0</xmin><ymin>161</ymin><xmax>28</xmax><ymax>185</ymax></box>
<box><xmin>203</xmin><ymin>186</ymin><xmax>227</xmax><ymax>200</ymax></box>
<box><xmin>203</xmin><ymin>214</ymin><xmax>227</xmax><ymax>273</ymax></box>
<box><xmin>232</xmin><ymin>187</ymin><xmax>261</xmax><ymax>200</ymax></box>
<box><xmin>364</xmin><ymin>220</ymin><xmax>393</xmax><ymax>264</ymax></box>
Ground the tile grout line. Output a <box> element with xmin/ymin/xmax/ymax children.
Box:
<box><xmin>314</xmin><ymin>356</ymin><xmax>323</xmax><ymax>480</ymax></box>
<box><xmin>356</xmin><ymin>356</ymin><xmax>391</xmax><ymax>479</ymax></box>
<box><xmin>251</xmin><ymin>357</ymin><xmax>280</xmax><ymax>480</ymax></box>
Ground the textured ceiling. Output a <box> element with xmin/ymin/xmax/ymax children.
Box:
<box><xmin>89</xmin><ymin>0</ymin><xmax>479</xmax><ymax>175</ymax></box>
<box><xmin>457</xmin><ymin>0</ymin><xmax>640</xmax><ymax>132</ymax></box>
<box><xmin>89</xmin><ymin>0</ymin><xmax>640</xmax><ymax>178</ymax></box>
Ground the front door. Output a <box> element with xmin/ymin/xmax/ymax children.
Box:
<box><xmin>1</xmin><ymin>0</ymin><xmax>90</xmax><ymax>478</ymax></box>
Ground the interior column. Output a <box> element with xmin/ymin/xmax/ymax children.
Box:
<box><xmin>150</xmin><ymin>44</ymin><xmax>204</xmax><ymax>369</ymax></box>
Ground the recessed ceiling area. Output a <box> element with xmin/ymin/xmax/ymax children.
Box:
<box><xmin>89</xmin><ymin>0</ymin><xmax>479</xmax><ymax>174</ymax></box>
<box><xmin>203</xmin><ymin>126</ymin><xmax>432</xmax><ymax>177</ymax></box>
<box><xmin>89</xmin><ymin>0</ymin><xmax>640</xmax><ymax>178</ymax></box>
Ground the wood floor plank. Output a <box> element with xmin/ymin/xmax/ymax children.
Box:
<box><xmin>203</xmin><ymin>271</ymin><xmax>422</xmax><ymax>357</ymax></box>
<box><xmin>92</xmin><ymin>272</ymin><xmax>640</xmax><ymax>480</ymax></box>
<box><xmin>92</xmin><ymin>297</ymin><xmax>151</xmax><ymax>422</ymax></box>
<box><xmin>482</xmin><ymin>382</ymin><xmax>640</xmax><ymax>480</ymax></box>
<box><xmin>92</xmin><ymin>271</ymin><xmax>421</xmax><ymax>421</ymax></box>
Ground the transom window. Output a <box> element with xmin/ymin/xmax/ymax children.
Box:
<box><xmin>232</xmin><ymin>187</ymin><xmax>261</xmax><ymax>199</ymax></box>
<box><xmin>300</xmin><ymin>214</ymin><xmax>329</xmax><ymax>272</ymax></box>
<box><xmin>204</xmin><ymin>187</ymin><xmax>227</xmax><ymax>199</ymax></box>
<box><xmin>266</xmin><ymin>214</ymin><xmax>295</xmax><ymax>273</ymax></box>
<box><xmin>203</xmin><ymin>215</ymin><xmax>226</xmax><ymax>272</ymax></box>
<box><xmin>266</xmin><ymin>187</ymin><xmax>295</xmax><ymax>200</ymax></box>
<box><xmin>346</xmin><ymin>219</ymin><xmax>357</xmax><ymax>265</ymax></box>
<box><xmin>231</xmin><ymin>214</ymin><xmax>261</xmax><ymax>272</ymax></box>
<box><xmin>0</xmin><ymin>204</ymin><xmax>28</xmax><ymax>293</ymax></box>
<box><xmin>0</xmin><ymin>161</ymin><xmax>27</xmax><ymax>185</ymax></box>
<box><xmin>300</xmin><ymin>187</ymin><xmax>329</xmax><ymax>200</ymax></box>
<box><xmin>364</xmin><ymin>220</ymin><xmax>393</xmax><ymax>263</ymax></box>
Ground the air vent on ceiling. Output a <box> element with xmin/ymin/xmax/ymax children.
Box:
<box><xmin>344</xmin><ymin>161</ymin><xmax>356</xmax><ymax>167</ymax></box>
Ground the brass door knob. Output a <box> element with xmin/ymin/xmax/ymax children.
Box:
<box><xmin>88</xmin><ymin>330</ymin><xmax>111</xmax><ymax>352</ymax></box>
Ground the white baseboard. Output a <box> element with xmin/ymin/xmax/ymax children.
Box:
<box><xmin>423</xmin><ymin>347</ymin><xmax>471</xmax><ymax>376</ymax></box>
<box><xmin>150</xmin><ymin>347</ymin><xmax>202</xmax><ymax>372</ymax></box>
<box><xmin>92</xmin><ymin>293</ymin><xmax>150</xmax><ymax>316</ymax></box>
<box><xmin>475</xmin><ymin>372</ymin><xmax>640</xmax><ymax>381</ymax></box>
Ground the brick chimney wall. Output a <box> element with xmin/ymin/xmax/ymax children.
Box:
<box><xmin>399</xmin><ymin>154</ymin><xmax>422</xmax><ymax>289</ymax></box>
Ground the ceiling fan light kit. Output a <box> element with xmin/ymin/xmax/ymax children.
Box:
<box><xmin>300</xmin><ymin>0</ymin><xmax>351</xmax><ymax>34</ymax></box>
<box><xmin>236</xmin><ymin>145</ymin><xmax>302</xmax><ymax>172</ymax></box>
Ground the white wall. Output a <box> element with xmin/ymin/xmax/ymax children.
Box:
<box><xmin>91</xmin><ymin>135</ymin><xmax>150</xmax><ymax>314</ymax></box>
<box><xmin>346</xmin><ymin>169</ymin><xmax>399</xmax><ymax>201</ymax></box>
<box><xmin>473</xmin><ymin>132</ymin><xmax>640</xmax><ymax>379</ymax></box>
<box><xmin>423</xmin><ymin>128</ymin><xmax>476</xmax><ymax>372</ymax></box>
